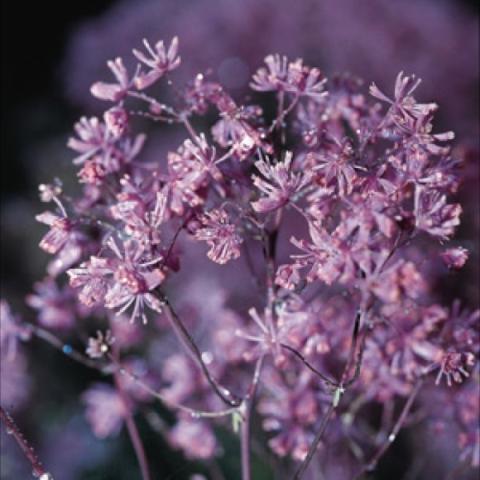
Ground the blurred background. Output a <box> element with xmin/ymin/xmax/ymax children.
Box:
<box><xmin>1</xmin><ymin>1</ymin><xmax>479</xmax><ymax>479</ymax></box>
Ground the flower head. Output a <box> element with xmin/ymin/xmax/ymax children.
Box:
<box><xmin>82</xmin><ymin>384</ymin><xmax>126</xmax><ymax>438</ymax></box>
<box><xmin>193</xmin><ymin>208</ymin><xmax>242</xmax><ymax>264</ymax></box>
<box><xmin>251</xmin><ymin>55</ymin><xmax>327</xmax><ymax>100</ymax></box>
<box><xmin>86</xmin><ymin>330</ymin><xmax>115</xmax><ymax>359</ymax></box>
<box><xmin>91</xmin><ymin>57</ymin><xmax>134</xmax><ymax>102</ymax></box>
<box><xmin>435</xmin><ymin>351</ymin><xmax>476</xmax><ymax>387</ymax></box>
<box><xmin>252</xmin><ymin>152</ymin><xmax>311</xmax><ymax>213</ymax></box>
<box><xmin>441</xmin><ymin>247</ymin><xmax>469</xmax><ymax>270</ymax></box>
<box><xmin>133</xmin><ymin>37</ymin><xmax>180</xmax><ymax>89</ymax></box>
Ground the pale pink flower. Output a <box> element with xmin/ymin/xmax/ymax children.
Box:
<box><xmin>133</xmin><ymin>37</ymin><xmax>180</xmax><ymax>89</ymax></box>
<box><xmin>194</xmin><ymin>208</ymin><xmax>242</xmax><ymax>264</ymax></box>
<box><xmin>0</xmin><ymin>300</ymin><xmax>31</xmax><ymax>360</ymax></box>
<box><xmin>36</xmin><ymin>211</ymin><xmax>73</xmax><ymax>255</ymax></box>
<box><xmin>252</xmin><ymin>152</ymin><xmax>311</xmax><ymax>213</ymax></box>
<box><xmin>86</xmin><ymin>330</ymin><xmax>115</xmax><ymax>359</ymax></box>
<box><xmin>308</xmin><ymin>137</ymin><xmax>357</xmax><ymax>196</ymax></box>
<box><xmin>435</xmin><ymin>351</ymin><xmax>476</xmax><ymax>387</ymax></box>
<box><xmin>169</xmin><ymin>419</ymin><xmax>217</xmax><ymax>460</ymax></box>
<box><xmin>441</xmin><ymin>247</ymin><xmax>469</xmax><ymax>269</ymax></box>
<box><xmin>90</xmin><ymin>57</ymin><xmax>134</xmax><ymax>102</ymax></box>
<box><xmin>104</xmin><ymin>238</ymin><xmax>165</xmax><ymax>323</ymax></box>
<box><xmin>370</xmin><ymin>71</ymin><xmax>437</xmax><ymax>120</ymax></box>
<box><xmin>414</xmin><ymin>187</ymin><xmax>462</xmax><ymax>239</ymax></box>
<box><xmin>26</xmin><ymin>278</ymin><xmax>76</xmax><ymax>329</ymax></box>
<box><xmin>68</xmin><ymin>256</ymin><xmax>114</xmax><ymax>307</ymax></box>
<box><xmin>110</xmin><ymin>191</ymin><xmax>168</xmax><ymax>245</ymax></box>
<box><xmin>82</xmin><ymin>384</ymin><xmax>126</xmax><ymax>438</ymax></box>
<box><xmin>251</xmin><ymin>55</ymin><xmax>327</xmax><ymax>100</ymax></box>
<box><xmin>104</xmin><ymin>106</ymin><xmax>128</xmax><ymax>138</ymax></box>
<box><xmin>67</xmin><ymin>116</ymin><xmax>110</xmax><ymax>165</ymax></box>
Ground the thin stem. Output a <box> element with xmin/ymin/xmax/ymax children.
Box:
<box><xmin>240</xmin><ymin>356</ymin><xmax>265</xmax><ymax>480</ymax></box>
<box><xmin>110</xmin><ymin>355</ymin><xmax>238</xmax><ymax>419</ymax></box>
<box><xmin>31</xmin><ymin>322</ymin><xmax>239</xmax><ymax>419</ymax></box>
<box><xmin>159</xmin><ymin>216</ymin><xmax>191</xmax><ymax>270</ymax></box>
<box><xmin>343</xmin><ymin>322</ymin><xmax>369</xmax><ymax>388</ymax></box>
<box><xmin>181</xmin><ymin>115</ymin><xmax>200</xmax><ymax>141</ymax></box>
<box><xmin>30</xmin><ymin>324</ymin><xmax>108</xmax><ymax>371</ymax></box>
<box><xmin>293</xmin><ymin>308</ymin><xmax>369</xmax><ymax>479</ymax></box>
<box><xmin>269</xmin><ymin>93</ymin><xmax>299</xmax><ymax>134</ymax></box>
<box><xmin>280</xmin><ymin>343</ymin><xmax>337</xmax><ymax>387</ymax></box>
<box><xmin>162</xmin><ymin>296</ymin><xmax>241</xmax><ymax>407</ymax></box>
<box><xmin>0</xmin><ymin>407</ymin><xmax>53</xmax><ymax>479</ymax></box>
<box><xmin>292</xmin><ymin>403</ymin><xmax>336</xmax><ymax>480</ymax></box>
<box><xmin>126</xmin><ymin>91</ymin><xmax>179</xmax><ymax>118</ymax></box>
<box><xmin>113</xmin><ymin>355</ymin><xmax>151</xmax><ymax>480</ymax></box>
<box><xmin>356</xmin><ymin>378</ymin><xmax>424</xmax><ymax>477</ymax></box>
<box><xmin>341</xmin><ymin>309</ymin><xmax>362</xmax><ymax>385</ymax></box>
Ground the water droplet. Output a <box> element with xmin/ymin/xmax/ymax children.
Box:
<box><xmin>388</xmin><ymin>433</ymin><xmax>396</xmax><ymax>443</ymax></box>
<box><xmin>62</xmin><ymin>344</ymin><xmax>73</xmax><ymax>355</ymax></box>
<box><xmin>221</xmin><ymin>388</ymin><xmax>232</xmax><ymax>398</ymax></box>
<box><xmin>39</xmin><ymin>474</ymin><xmax>54</xmax><ymax>480</ymax></box>
<box><xmin>201</xmin><ymin>351</ymin><xmax>213</xmax><ymax>365</ymax></box>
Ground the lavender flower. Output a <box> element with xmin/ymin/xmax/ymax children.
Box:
<box><xmin>193</xmin><ymin>208</ymin><xmax>242</xmax><ymax>264</ymax></box>
<box><xmin>82</xmin><ymin>384</ymin><xmax>126</xmax><ymax>438</ymax></box>
<box><xmin>168</xmin><ymin>419</ymin><xmax>217</xmax><ymax>460</ymax></box>
<box><xmin>0</xmin><ymin>301</ymin><xmax>31</xmax><ymax>360</ymax></box>
<box><xmin>104</xmin><ymin>238</ymin><xmax>165</xmax><ymax>323</ymax></box>
<box><xmin>133</xmin><ymin>37</ymin><xmax>180</xmax><ymax>89</ymax></box>
<box><xmin>90</xmin><ymin>57</ymin><xmax>134</xmax><ymax>102</ymax></box>
<box><xmin>441</xmin><ymin>247</ymin><xmax>469</xmax><ymax>270</ymax></box>
<box><xmin>86</xmin><ymin>330</ymin><xmax>115</xmax><ymax>359</ymax></box>
<box><xmin>251</xmin><ymin>55</ymin><xmax>327</xmax><ymax>100</ymax></box>
<box><xmin>251</xmin><ymin>152</ymin><xmax>311</xmax><ymax>213</ymax></box>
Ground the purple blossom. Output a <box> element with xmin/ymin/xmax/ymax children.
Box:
<box><xmin>86</xmin><ymin>330</ymin><xmax>115</xmax><ymax>359</ymax></box>
<box><xmin>251</xmin><ymin>152</ymin><xmax>311</xmax><ymax>213</ymax></box>
<box><xmin>193</xmin><ymin>208</ymin><xmax>242</xmax><ymax>264</ymax></box>
<box><xmin>110</xmin><ymin>190</ymin><xmax>168</xmax><ymax>245</ymax></box>
<box><xmin>67</xmin><ymin>256</ymin><xmax>113</xmax><ymax>307</ymax></box>
<box><xmin>369</xmin><ymin>71</ymin><xmax>438</xmax><ymax>120</ymax></box>
<box><xmin>0</xmin><ymin>301</ymin><xmax>31</xmax><ymax>360</ymax></box>
<box><xmin>90</xmin><ymin>57</ymin><xmax>134</xmax><ymax>102</ymax></box>
<box><xmin>441</xmin><ymin>247</ymin><xmax>469</xmax><ymax>270</ymax></box>
<box><xmin>26</xmin><ymin>278</ymin><xmax>76</xmax><ymax>329</ymax></box>
<box><xmin>435</xmin><ymin>351</ymin><xmax>475</xmax><ymax>387</ymax></box>
<box><xmin>133</xmin><ymin>37</ymin><xmax>180</xmax><ymax>90</ymax></box>
<box><xmin>36</xmin><ymin>211</ymin><xmax>73</xmax><ymax>255</ymax></box>
<box><xmin>67</xmin><ymin>116</ymin><xmax>110</xmax><ymax>165</ymax></box>
<box><xmin>104</xmin><ymin>237</ymin><xmax>165</xmax><ymax>323</ymax></box>
<box><xmin>168</xmin><ymin>419</ymin><xmax>217</xmax><ymax>460</ymax></box>
<box><xmin>82</xmin><ymin>383</ymin><xmax>126</xmax><ymax>438</ymax></box>
<box><xmin>414</xmin><ymin>188</ymin><xmax>462</xmax><ymax>239</ymax></box>
<box><xmin>251</xmin><ymin>55</ymin><xmax>327</xmax><ymax>100</ymax></box>
<box><xmin>258</xmin><ymin>368</ymin><xmax>321</xmax><ymax>461</ymax></box>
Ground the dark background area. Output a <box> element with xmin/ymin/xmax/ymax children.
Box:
<box><xmin>1</xmin><ymin>1</ymin><xmax>114</xmax><ymax>201</ymax></box>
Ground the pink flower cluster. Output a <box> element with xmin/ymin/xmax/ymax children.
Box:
<box><xmin>2</xmin><ymin>36</ymin><xmax>478</xmax><ymax>479</ymax></box>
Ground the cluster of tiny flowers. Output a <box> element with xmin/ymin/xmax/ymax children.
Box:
<box><xmin>4</xmin><ymin>36</ymin><xmax>478</xmax><ymax>478</ymax></box>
